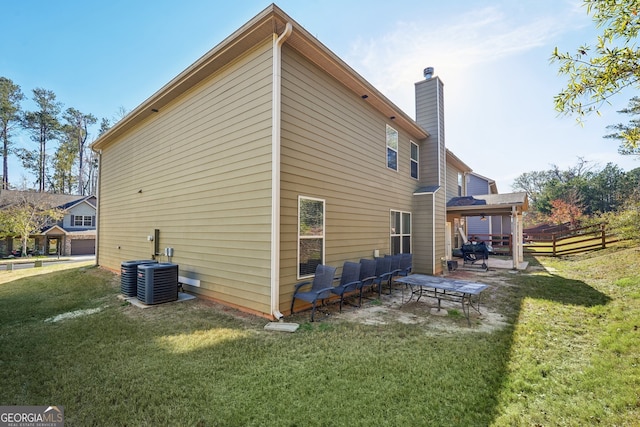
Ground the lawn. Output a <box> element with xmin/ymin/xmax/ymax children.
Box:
<box><xmin>0</xmin><ymin>247</ymin><xmax>638</xmax><ymax>426</ymax></box>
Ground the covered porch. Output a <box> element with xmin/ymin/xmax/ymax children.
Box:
<box><xmin>446</xmin><ymin>192</ymin><xmax>529</xmax><ymax>270</ymax></box>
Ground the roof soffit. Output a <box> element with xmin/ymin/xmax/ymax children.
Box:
<box><xmin>92</xmin><ymin>5</ymin><xmax>427</xmax><ymax>150</ymax></box>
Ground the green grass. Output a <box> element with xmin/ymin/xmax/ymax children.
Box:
<box><xmin>1</xmin><ymin>249</ymin><xmax>639</xmax><ymax>426</ymax></box>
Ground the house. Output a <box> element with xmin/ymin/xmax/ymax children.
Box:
<box><xmin>91</xmin><ymin>4</ymin><xmax>526</xmax><ymax>319</ymax></box>
<box><xmin>443</xmin><ymin>151</ymin><xmax>527</xmax><ymax>263</ymax></box>
<box><xmin>0</xmin><ymin>190</ymin><xmax>96</xmax><ymax>256</ymax></box>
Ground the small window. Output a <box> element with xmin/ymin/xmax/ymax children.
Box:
<box><xmin>74</xmin><ymin>215</ymin><xmax>93</xmax><ymax>226</ymax></box>
<box><xmin>457</xmin><ymin>172</ymin><xmax>463</xmax><ymax>196</ymax></box>
<box><xmin>410</xmin><ymin>141</ymin><xmax>419</xmax><ymax>179</ymax></box>
<box><xmin>298</xmin><ymin>196</ymin><xmax>325</xmax><ymax>278</ymax></box>
<box><xmin>386</xmin><ymin>124</ymin><xmax>398</xmax><ymax>171</ymax></box>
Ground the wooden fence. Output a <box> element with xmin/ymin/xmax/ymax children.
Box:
<box><xmin>523</xmin><ymin>223</ymin><xmax>617</xmax><ymax>256</ymax></box>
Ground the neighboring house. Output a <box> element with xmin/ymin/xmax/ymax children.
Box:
<box><xmin>0</xmin><ymin>190</ymin><xmax>96</xmax><ymax>256</ymax></box>
<box><xmin>465</xmin><ymin>171</ymin><xmax>499</xmax><ymax>239</ymax></box>
<box><xmin>91</xmin><ymin>5</ymin><xmax>525</xmax><ymax>319</ymax></box>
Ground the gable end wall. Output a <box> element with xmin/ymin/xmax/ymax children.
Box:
<box><xmin>97</xmin><ymin>39</ymin><xmax>275</xmax><ymax>315</ymax></box>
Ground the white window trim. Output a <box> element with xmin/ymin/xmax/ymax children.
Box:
<box><xmin>74</xmin><ymin>215</ymin><xmax>93</xmax><ymax>227</ymax></box>
<box><xmin>410</xmin><ymin>141</ymin><xmax>419</xmax><ymax>180</ymax></box>
<box><xmin>386</xmin><ymin>124</ymin><xmax>399</xmax><ymax>171</ymax></box>
<box><xmin>390</xmin><ymin>209</ymin><xmax>412</xmax><ymax>254</ymax></box>
<box><xmin>297</xmin><ymin>196</ymin><xmax>326</xmax><ymax>280</ymax></box>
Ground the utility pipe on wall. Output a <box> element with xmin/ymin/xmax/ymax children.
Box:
<box><xmin>270</xmin><ymin>22</ymin><xmax>293</xmax><ymax>320</ymax></box>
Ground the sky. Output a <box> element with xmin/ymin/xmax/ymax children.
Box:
<box><xmin>3</xmin><ymin>0</ymin><xmax>639</xmax><ymax>192</ymax></box>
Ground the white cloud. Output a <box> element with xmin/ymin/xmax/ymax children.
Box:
<box><xmin>345</xmin><ymin>4</ymin><xmax>586</xmax><ymax>113</ymax></box>
<box><xmin>342</xmin><ymin>2</ymin><xmax>612</xmax><ymax>191</ymax></box>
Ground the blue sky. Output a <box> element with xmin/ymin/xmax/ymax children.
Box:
<box><xmin>3</xmin><ymin>0</ymin><xmax>638</xmax><ymax>192</ymax></box>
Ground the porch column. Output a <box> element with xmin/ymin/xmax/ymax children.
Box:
<box><xmin>511</xmin><ymin>207</ymin><xmax>518</xmax><ymax>269</ymax></box>
<box><xmin>510</xmin><ymin>206</ymin><xmax>524</xmax><ymax>269</ymax></box>
<box><xmin>516</xmin><ymin>211</ymin><xmax>524</xmax><ymax>265</ymax></box>
<box><xmin>64</xmin><ymin>237</ymin><xmax>72</xmax><ymax>256</ymax></box>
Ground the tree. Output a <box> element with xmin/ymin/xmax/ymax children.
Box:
<box><xmin>604</xmin><ymin>96</ymin><xmax>640</xmax><ymax>155</ymax></box>
<box><xmin>21</xmin><ymin>88</ymin><xmax>62</xmax><ymax>192</ymax></box>
<box><xmin>583</xmin><ymin>163</ymin><xmax>626</xmax><ymax>213</ymax></box>
<box><xmin>551</xmin><ymin>0</ymin><xmax>640</xmax><ymax>150</ymax></box>
<box><xmin>0</xmin><ymin>77</ymin><xmax>24</xmax><ymax>190</ymax></box>
<box><xmin>512</xmin><ymin>158</ymin><xmax>592</xmax><ymax>214</ymax></box>
<box><xmin>549</xmin><ymin>198</ymin><xmax>585</xmax><ymax>227</ymax></box>
<box><xmin>98</xmin><ymin>117</ymin><xmax>111</xmax><ymax>136</ymax></box>
<box><xmin>50</xmin><ymin>136</ymin><xmax>77</xmax><ymax>194</ymax></box>
<box><xmin>63</xmin><ymin>108</ymin><xmax>96</xmax><ymax>195</ymax></box>
<box><xmin>511</xmin><ymin>170</ymin><xmax>553</xmax><ymax>205</ymax></box>
<box><xmin>513</xmin><ymin>159</ymin><xmax>639</xmax><ymax>217</ymax></box>
<box><xmin>0</xmin><ymin>191</ymin><xmax>63</xmax><ymax>256</ymax></box>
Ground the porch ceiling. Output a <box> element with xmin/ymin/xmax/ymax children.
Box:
<box><xmin>446</xmin><ymin>192</ymin><xmax>528</xmax><ymax>216</ymax></box>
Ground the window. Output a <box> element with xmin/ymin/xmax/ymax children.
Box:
<box><xmin>410</xmin><ymin>141</ymin><xmax>419</xmax><ymax>179</ymax></box>
<box><xmin>386</xmin><ymin>124</ymin><xmax>398</xmax><ymax>171</ymax></box>
<box><xmin>298</xmin><ymin>196</ymin><xmax>325</xmax><ymax>278</ymax></box>
<box><xmin>390</xmin><ymin>210</ymin><xmax>411</xmax><ymax>255</ymax></box>
<box><xmin>73</xmin><ymin>215</ymin><xmax>93</xmax><ymax>227</ymax></box>
<box><xmin>457</xmin><ymin>172</ymin><xmax>463</xmax><ymax>196</ymax></box>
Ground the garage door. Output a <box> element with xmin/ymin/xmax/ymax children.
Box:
<box><xmin>71</xmin><ymin>239</ymin><xmax>96</xmax><ymax>255</ymax></box>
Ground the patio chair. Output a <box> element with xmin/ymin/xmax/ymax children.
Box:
<box><xmin>372</xmin><ymin>256</ymin><xmax>393</xmax><ymax>297</ymax></box>
<box><xmin>385</xmin><ymin>254</ymin><xmax>403</xmax><ymax>294</ymax></box>
<box><xmin>330</xmin><ymin>261</ymin><xmax>361</xmax><ymax>312</ymax></box>
<box><xmin>386</xmin><ymin>254</ymin><xmax>402</xmax><ymax>274</ymax></box>
<box><xmin>291</xmin><ymin>264</ymin><xmax>337</xmax><ymax>322</ymax></box>
<box><xmin>357</xmin><ymin>258</ymin><xmax>377</xmax><ymax>306</ymax></box>
<box><xmin>397</xmin><ymin>253</ymin><xmax>412</xmax><ymax>277</ymax></box>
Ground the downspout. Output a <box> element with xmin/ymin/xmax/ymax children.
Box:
<box><xmin>91</xmin><ymin>148</ymin><xmax>102</xmax><ymax>266</ymax></box>
<box><xmin>432</xmin><ymin>191</ymin><xmax>437</xmax><ymax>274</ymax></box>
<box><xmin>270</xmin><ymin>22</ymin><xmax>293</xmax><ymax>320</ymax></box>
<box><xmin>511</xmin><ymin>205</ymin><xmax>517</xmax><ymax>270</ymax></box>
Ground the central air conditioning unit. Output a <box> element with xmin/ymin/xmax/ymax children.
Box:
<box><xmin>121</xmin><ymin>260</ymin><xmax>157</xmax><ymax>297</ymax></box>
<box><xmin>137</xmin><ymin>263</ymin><xmax>179</xmax><ymax>305</ymax></box>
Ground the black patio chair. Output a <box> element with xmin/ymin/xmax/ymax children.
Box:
<box><xmin>357</xmin><ymin>258</ymin><xmax>377</xmax><ymax>306</ymax></box>
<box><xmin>397</xmin><ymin>253</ymin><xmax>412</xmax><ymax>276</ymax></box>
<box><xmin>385</xmin><ymin>254</ymin><xmax>403</xmax><ymax>294</ymax></box>
<box><xmin>372</xmin><ymin>257</ymin><xmax>393</xmax><ymax>297</ymax></box>
<box><xmin>291</xmin><ymin>264</ymin><xmax>337</xmax><ymax>322</ymax></box>
<box><xmin>330</xmin><ymin>261</ymin><xmax>361</xmax><ymax>312</ymax></box>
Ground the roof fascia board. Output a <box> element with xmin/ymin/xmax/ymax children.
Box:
<box><xmin>41</xmin><ymin>225</ymin><xmax>67</xmax><ymax>235</ymax></box>
<box><xmin>92</xmin><ymin>5</ymin><xmax>428</xmax><ymax>150</ymax></box>
<box><xmin>446</xmin><ymin>149</ymin><xmax>472</xmax><ymax>172</ymax></box>
<box><xmin>93</xmin><ymin>5</ymin><xmax>283</xmax><ymax>150</ymax></box>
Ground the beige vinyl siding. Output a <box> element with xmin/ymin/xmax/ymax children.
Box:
<box><xmin>279</xmin><ymin>46</ymin><xmax>420</xmax><ymax>310</ymax></box>
<box><xmin>98</xmin><ymin>39</ymin><xmax>275</xmax><ymax>314</ymax></box>
<box><xmin>446</xmin><ymin>164</ymin><xmax>462</xmax><ymax>201</ymax></box>
<box><xmin>415</xmin><ymin>81</ymin><xmax>442</xmax><ymax>187</ymax></box>
<box><xmin>433</xmin><ymin>80</ymin><xmax>447</xmax><ymax>272</ymax></box>
<box><xmin>433</xmin><ymin>188</ymin><xmax>447</xmax><ymax>274</ymax></box>
<box><xmin>413</xmin><ymin>193</ymin><xmax>434</xmax><ymax>274</ymax></box>
<box><xmin>413</xmin><ymin>78</ymin><xmax>447</xmax><ymax>274</ymax></box>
